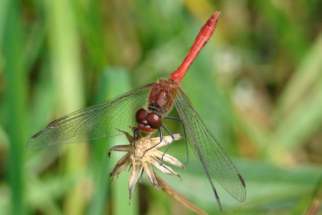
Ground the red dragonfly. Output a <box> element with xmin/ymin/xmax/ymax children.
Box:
<box><xmin>29</xmin><ymin>11</ymin><xmax>246</xmax><ymax>208</ymax></box>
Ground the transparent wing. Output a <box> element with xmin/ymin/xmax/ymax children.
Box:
<box><xmin>174</xmin><ymin>88</ymin><xmax>246</xmax><ymax>207</ymax></box>
<box><xmin>28</xmin><ymin>84</ymin><xmax>152</xmax><ymax>149</ymax></box>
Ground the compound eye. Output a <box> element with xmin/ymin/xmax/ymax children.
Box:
<box><xmin>136</xmin><ymin>108</ymin><xmax>147</xmax><ymax>123</ymax></box>
<box><xmin>146</xmin><ymin>113</ymin><xmax>161</xmax><ymax>129</ymax></box>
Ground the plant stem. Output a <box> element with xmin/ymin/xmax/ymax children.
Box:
<box><xmin>156</xmin><ymin>176</ymin><xmax>207</xmax><ymax>215</ymax></box>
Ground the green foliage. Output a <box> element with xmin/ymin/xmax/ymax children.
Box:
<box><xmin>0</xmin><ymin>0</ymin><xmax>321</xmax><ymax>214</ymax></box>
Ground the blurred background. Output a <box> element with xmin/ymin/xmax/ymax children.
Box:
<box><xmin>1</xmin><ymin>0</ymin><xmax>322</xmax><ymax>214</ymax></box>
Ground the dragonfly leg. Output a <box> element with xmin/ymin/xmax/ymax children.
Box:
<box><xmin>162</xmin><ymin>124</ymin><xmax>175</xmax><ymax>140</ymax></box>
<box><xmin>133</xmin><ymin>127</ymin><xmax>140</xmax><ymax>140</ymax></box>
<box><xmin>142</xmin><ymin>123</ymin><xmax>176</xmax><ymax>157</ymax></box>
<box><xmin>143</xmin><ymin>127</ymin><xmax>173</xmax><ymax>167</ymax></box>
<box><xmin>141</xmin><ymin>128</ymin><xmax>164</xmax><ymax>158</ymax></box>
<box><xmin>159</xmin><ymin>125</ymin><xmax>174</xmax><ymax>163</ymax></box>
<box><xmin>159</xmin><ymin>127</ymin><xmax>163</xmax><ymax>144</ymax></box>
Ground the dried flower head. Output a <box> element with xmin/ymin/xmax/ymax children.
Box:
<box><xmin>108</xmin><ymin>131</ymin><xmax>184</xmax><ymax>198</ymax></box>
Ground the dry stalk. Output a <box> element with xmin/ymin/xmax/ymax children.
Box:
<box><xmin>305</xmin><ymin>199</ymin><xmax>321</xmax><ymax>215</ymax></box>
<box><xmin>156</xmin><ymin>176</ymin><xmax>207</xmax><ymax>215</ymax></box>
<box><xmin>305</xmin><ymin>175</ymin><xmax>322</xmax><ymax>215</ymax></box>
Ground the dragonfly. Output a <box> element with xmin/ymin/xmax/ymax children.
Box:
<box><xmin>29</xmin><ymin>11</ymin><xmax>246</xmax><ymax>209</ymax></box>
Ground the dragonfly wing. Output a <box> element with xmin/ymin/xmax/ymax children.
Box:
<box><xmin>28</xmin><ymin>84</ymin><xmax>152</xmax><ymax>149</ymax></box>
<box><xmin>174</xmin><ymin>88</ymin><xmax>246</xmax><ymax>207</ymax></box>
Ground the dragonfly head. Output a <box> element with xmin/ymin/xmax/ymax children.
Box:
<box><xmin>135</xmin><ymin>108</ymin><xmax>162</xmax><ymax>132</ymax></box>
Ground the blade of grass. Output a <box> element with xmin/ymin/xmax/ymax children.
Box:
<box><xmin>73</xmin><ymin>1</ymin><xmax>109</xmax><ymax>213</ymax></box>
<box><xmin>268</xmin><ymin>35</ymin><xmax>322</xmax><ymax>161</ymax></box>
<box><xmin>275</xmin><ymin>35</ymin><xmax>322</xmax><ymax>118</ymax></box>
<box><xmin>87</xmin><ymin>71</ymin><xmax>111</xmax><ymax>215</ymax></box>
<box><xmin>73</xmin><ymin>0</ymin><xmax>107</xmax><ymax>72</ymax></box>
<box><xmin>107</xmin><ymin>69</ymin><xmax>138</xmax><ymax>215</ymax></box>
<box><xmin>44</xmin><ymin>0</ymin><xmax>86</xmax><ymax>213</ymax></box>
<box><xmin>255</xmin><ymin>0</ymin><xmax>309</xmax><ymax>62</ymax></box>
<box><xmin>27</xmin><ymin>173</ymin><xmax>84</xmax><ymax>214</ymax></box>
<box><xmin>0</xmin><ymin>185</ymin><xmax>9</xmax><ymax>214</ymax></box>
<box><xmin>2</xmin><ymin>0</ymin><xmax>27</xmax><ymax>214</ymax></box>
<box><xmin>0</xmin><ymin>0</ymin><xmax>8</xmax><ymax>50</ymax></box>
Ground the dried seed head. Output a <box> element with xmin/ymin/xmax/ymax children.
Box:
<box><xmin>109</xmin><ymin>132</ymin><xmax>183</xmax><ymax>198</ymax></box>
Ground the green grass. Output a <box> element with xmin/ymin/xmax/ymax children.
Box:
<box><xmin>0</xmin><ymin>0</ymin><xmax>321</xmax><ymax>214</ymax></box>
<box><xmin>2</xmin><ymin>0</ymin><xmax>27</xmax><ymax>214</ymax></box>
